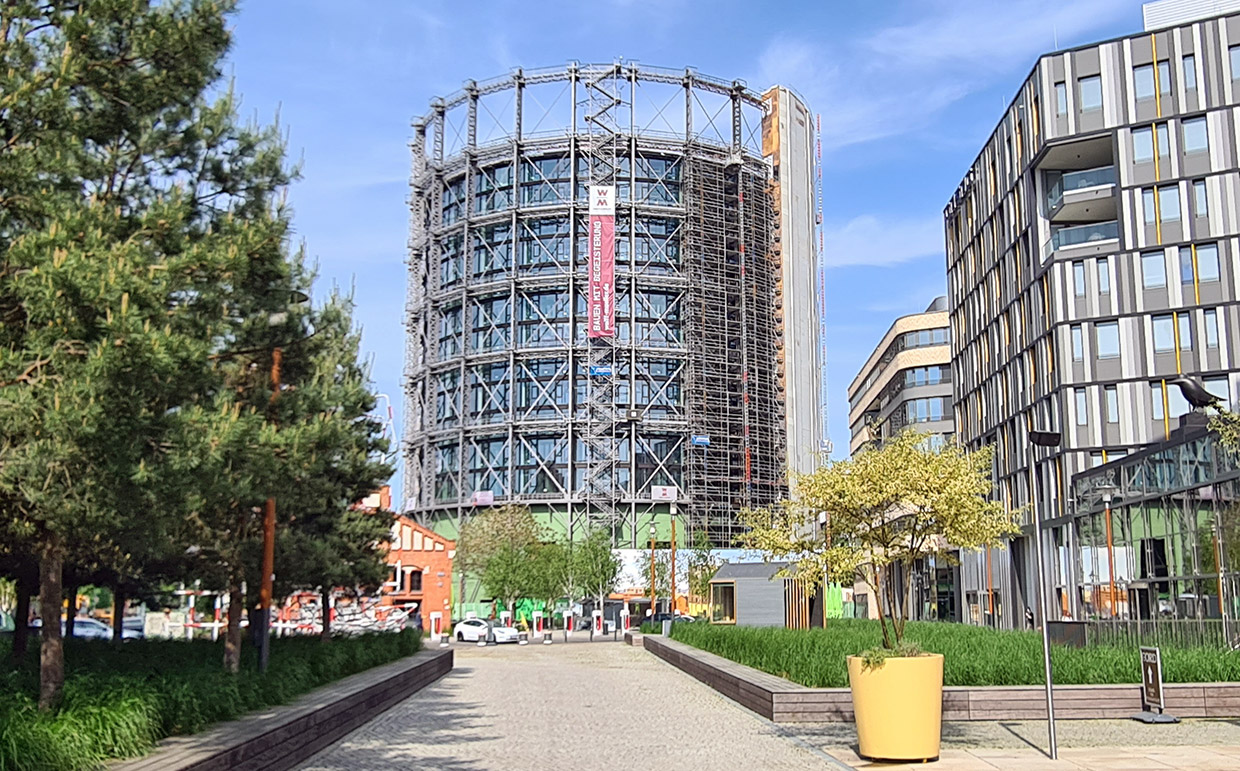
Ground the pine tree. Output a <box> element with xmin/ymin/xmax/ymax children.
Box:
<box><xmin>0</xmin><ymin>0</ymin><xmax>292</xmax><ymax>708</ymax></box>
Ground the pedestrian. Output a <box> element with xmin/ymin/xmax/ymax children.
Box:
<box><xmin>1025</xmin><ymin>607</ymin><xmax>1034</xmax><ymax>629</ymax></box>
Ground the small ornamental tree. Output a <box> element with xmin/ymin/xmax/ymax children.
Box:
<box><xmin>739</xmin><ymin>431</ymin><xmax>1015</xmax><ymax>658</ymax></box>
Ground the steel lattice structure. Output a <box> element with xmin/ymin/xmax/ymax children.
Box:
<box><xmin>404</xmin><ymin>62</ymin><xmax>785</xmax><ymax>546</ymax></box>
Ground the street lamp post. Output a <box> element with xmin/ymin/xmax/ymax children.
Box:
<box><xmin>1027</xmin><ymin>427</ymin><xmax>1062</xmax><ymax>760</ymax></box>
<box><xmin>649</xmin><ymin>522</ymin><xmax>657</xmax><ymax>617</ymax></box>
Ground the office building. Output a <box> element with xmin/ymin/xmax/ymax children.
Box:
<box><xmin>944</xmin><ymin>6</ymin><xmax>1240</xmax><ymax>627</ymax></box>
<box><xmin>847</xmin><ymin>297</ymin><xmax>954</xmax><ymax>455</ymax></box>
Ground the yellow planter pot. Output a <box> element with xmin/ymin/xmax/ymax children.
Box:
<box><xmin>847</xmin><ymin>653</ymin><xmax>944</xmax><ymax>762</ymax></box>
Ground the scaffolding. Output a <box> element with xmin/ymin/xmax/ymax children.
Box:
<box><xmin>404</xmin><ymin>63</ymin><xmax>787</xmax><ymax>546</ymax></box>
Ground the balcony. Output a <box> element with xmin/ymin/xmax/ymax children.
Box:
<box><xmin>1046</xmin><ymin>165</ymin><xmax>1116</xmax><ymax>222</ymax></box>
<box><xmin>1042</xmin><ymin>220</ymin><xmax>1120</xmax><ymax>259</ymax></box>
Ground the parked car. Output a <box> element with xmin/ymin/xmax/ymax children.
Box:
<box><xmin>68</xmin><ymin>617</ymin><xmax>143</xmax><ymax>641</ymax></box>
<box><xmin>454</xmin><ymin>618</ymin><xmax>520</xmax><ymax>644</ymax></box>
<box><xmin>26</xmin><ymin>617</ymin><xmax>142</xmax><ymax>641</ymax></box>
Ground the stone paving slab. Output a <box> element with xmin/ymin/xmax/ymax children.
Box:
<box><xmin>791</xmin><ymin>720</ymin><xmax>1240</xmax><ymax>770</ymax></box>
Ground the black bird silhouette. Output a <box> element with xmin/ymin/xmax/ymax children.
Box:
<box><xmin>1169</xmin><ymin>376</ymin><xmax>1220</xmax><ymax>409</ymax></box>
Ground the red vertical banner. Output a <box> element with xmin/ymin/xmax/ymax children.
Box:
<box><xmin>588</xmin><ymin>185</ymin><xmax>615</xmax><ymax>338</ymax></box>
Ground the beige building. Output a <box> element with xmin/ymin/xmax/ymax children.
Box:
<box><xmin>847</xmin><ymin>297</ymin><xmax>953</xmax><ymax>455</ymax></box>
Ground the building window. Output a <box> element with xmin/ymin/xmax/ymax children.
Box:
<box><xmin>1183</xmin><ymin>117</ymin><xmax>1208</xmax><ymax>154</ymax></box>
<box><xmin>905</xmin><ymin>397</ymin><xmax>946</xmax><ymax>424</ymax></box>
<box><xmin>1073</xmin><ymin>261</ymin><xmax>1086</xmax><ymax>296</ymax></box>
<box><xmin>1180</xmin><ymin>247</ymin><xmax>1195</xmax><ymax>284</ymax></box>
<box><xmin>1055</xmin><ymin>81</ymin><xmax>1068</xmax><ymax>114</ymax></box>
<box><xmin>1205</xmin><ymin>308</ymin><xmax>1219</xmax><ymax>349</ymax></box>
<box><xmin>1184</xmin><ymin>54</ymin><xmax>1197</xmax><ymax>90</ymax></box>
<box><xmin>1156</xmin><ymin>123</ymin><xmax>1169</xmax><ymax>156</ymax></box>
<box><xmin>409</xmin><ymin>570</ymin><xmax>423</xmax><ymax>592</ymax></box>
<box><xmin>1097</xmin><ymin>258</ymin><xmax>1111</xmax><ymax>294</ymax></box>
<box><xmin>1158</xmin><ymin>185</ymin><xmax>1180</xmax><ymax>221</ymax></box>
<box><xmin>1151</xmin><ymin>381</ymin><xmax>1165</xmax><ymax>420</ymax></box>
<box><xmin>1230</xmin><ymin>45</ymin><xmax>1240</xmax><ymax>79</ymax></box>
<box><xmin>1193</xmin><ymin>179</ymin><xmax>1207</xmax><ymax>217</ymax></box>
<box><xmin>1071</xmin><ymin>324</ymin><xmax>1084</xmax><ymax>361</ymax></box>
<box><xmin>1079</xmin><ymin>75</ymin><xmax>1102</xmax><ymax>111</ymax></box>
<box><xmin>1096</xmin><ymin>321</ymin><xmax>1120</xmax><ymax>359</ymax></box>
<box><xmin>1197</xmin><ymin>243</ymin><xmax>1220</xmax><ymax>282</ymax></box>
<box><xmin>1089</xmin><ymin>451</ymin><xmax>1105</xmax><ymax>468</ymax></box>
<box><xmin>1141</xmin><ymin>251</ymin><xmax>1166</xmax><ymax>289</ymax></box>
<box><xmin>1133</xmin><ymin>126</ymin><xmax>1153</xmax><ymax>162</ymax></box>
<box><xmin>1134</xmin><ymin>64</ymin><xmax>1155</xmax><ymax>100</ymax></box>
<box><xmin>1204</xmin><ymin>376</ymin><xmax>1230</xmax><ymax>409</ymax></box>
<box><xmin>1179</xmin><ymin>313</ymin><xmax>1192</xmax><ymax>351</ymax></box>
<box><xmin>1076</xmin><ymin>388</ymin><xmax>1089</xmax><ymax>425</ymax></box>
<box><xmin>1158</xmin><ymin>60</ymin><xmax>1171</xmax><ymax>94</ymax></box>
<box><xmin>1153</xmin><ymin>314</ymin><xmax>1175</xmax><ymax>352</ymax></box>
<box><xmin>1143</xmin><ymin>188</ymin><xmax>1156</xmax><ymax>223</ymax></box>
<box><xmin>1105</xmin><ymin>385</ymin><xmax>1119</xmax><ymax>423</ymax></box>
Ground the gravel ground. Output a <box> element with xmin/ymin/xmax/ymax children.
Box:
<box><xmin>297</xmin><ymin>639</ymin><xmax>848</xmax><ymax>771</ymax></box>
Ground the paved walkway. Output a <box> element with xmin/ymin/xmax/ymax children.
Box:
<box><xmin>296</xmin><ymin>639</ymin><xmax>842</xmax><ymax>771</ymax></box>
<box><xmin>299</xmin><ymin>638</ymin><xmax>1240</xmax><ymax>770</ymax></box>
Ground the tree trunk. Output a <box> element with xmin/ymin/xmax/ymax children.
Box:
<box><xmin>223</xmin><ymin>582</ymin><xmax>243</xmax><ymax>674</ymax></box>
<box><xmin>38</xmin><ymin>549</ymin><xmax>64</xmax><ymax>711</ymax></box>
<box><xmin>63</xmin><ymin>580</ymin><xmax>79</xmax><ymax>640</ymax></box>
<box><xmin>11</xmin><ymin>572</ymin><xmax>32</xmax><ymax>662</ymax></box>
<box><xmin>320</xmin><ymin>585</ymin><xmax>331</xmax><ymax>641</ymax></box>
<box><xmin>112</xmin><ymin>587</ymin><xmax>126</xmax><ymax>644</ymax></box>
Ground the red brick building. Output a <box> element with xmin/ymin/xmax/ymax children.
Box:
<box><xmin>383</xmin><ymin>514</ymin><xmax>455</xmax><ymax>631</ymax></box>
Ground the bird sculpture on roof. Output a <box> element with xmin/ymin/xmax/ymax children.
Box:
<box><xmin>1169</xmin><ymin>376</ymin><xmax>1221</xmax><ymax>410</ymax></box>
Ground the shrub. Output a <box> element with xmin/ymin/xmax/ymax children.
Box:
<box><xmin>669</xmin><ymin>620</ymin><xmax>1240</xmax><ymax>688</ymax></box>
<box><xmin>0</xmin><ymin>631</ymin><xmax>420</xmax><ymax>771</ymax></box>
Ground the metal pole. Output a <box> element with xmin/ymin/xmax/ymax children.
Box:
<box><xmin>1104</xmin><ymin>494</ymin><xmax>1117</xmax><ymax>618</ymax></box>
<box><xmin>1028</xmin><ymin>440</ymin><xmax>1058</xmax><ymax>759</ymax></box>
<box><xmin>650</xmin><ymin>532</ymin><xmax>657</xmax><ymax>616</ymax></box>
<box><xmin>259</xmin><ymin>347</ymin><xmax>282</xmax><ymax>674</ymax></box>
<box><xmin>671</xmin><ymin>504</ymin><xmax>678</xmax><ymax>615</ymax></box>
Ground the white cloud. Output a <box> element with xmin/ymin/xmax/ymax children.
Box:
<box><xmin>755</xmin><ymin>0</ymin><xmax>1133</xmax><ymax>151</ymax></box>
<box><xmin>822</xmin><ymin>214</ymin><xmax>944</xmax><ymax>268</ymax></box>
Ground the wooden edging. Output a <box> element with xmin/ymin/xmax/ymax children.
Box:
<box><xmin>642</xmin><ymin>635</ymin><xmax>1240</xmax><ymax>723</ymax></box>
<box><xmin>112</xmin><ymin>647</ymin><xmax>453</xmax><ymax>771</ymax></box>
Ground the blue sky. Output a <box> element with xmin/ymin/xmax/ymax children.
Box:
<box><xmin>224</xmin><ymin>0</ymin><xmax>1149</xmax><ymax>506</ymax></box>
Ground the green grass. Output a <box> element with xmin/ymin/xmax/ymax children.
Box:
<box><xmin>0</xmin><ymin>631</ymin><xmax>421</xmax><ymax>771</ymax></box>
<box><xmin>669</xmin><ymin>620</ymin><xmax>1240</xmax><ymax>688</ymax></box>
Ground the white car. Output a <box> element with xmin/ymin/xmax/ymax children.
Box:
<box><xmin>454</xmin><ymin>618</ymin><xmax>520</xmax><ymax>644</ymax></box>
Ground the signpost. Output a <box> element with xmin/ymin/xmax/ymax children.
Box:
<box><xmin>1133</xmin><ymin>647</ymin><xmax>1180</xmax><ymax>723</ymax></box>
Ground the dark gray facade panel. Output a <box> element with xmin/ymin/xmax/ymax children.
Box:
<box><xmin>735</xmin><ymin>577</ymin><xmax>785</xmax><ymax>627</ymax></box>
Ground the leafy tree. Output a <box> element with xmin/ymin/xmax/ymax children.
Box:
<box><xmin>738</xmin><ymin>431</ymin><xmax>1014</xmax><ymax>653</ymax></box>
<box><xmin>524</xmin><ymin>539</ymin><xmax>570</xmax><ymax>616</ymax></box>
<box><xmin>456</xmin><ymin>504</ymin><xmax>541</xmax><ymax>580</ymax></box>
<box><xmin>637</xmin><ymin>548</ymin><xmax>672</xmax><ymax>602</ymax></box>
<box><xmin>685</xmin><ymin>529</ymin><xmax>720</xmax><ymax>602</ymax></box>
<box><xmin>572</xmin><ymin>528</ymin><xmax>621</xmax><ymax>608</ymax></box>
